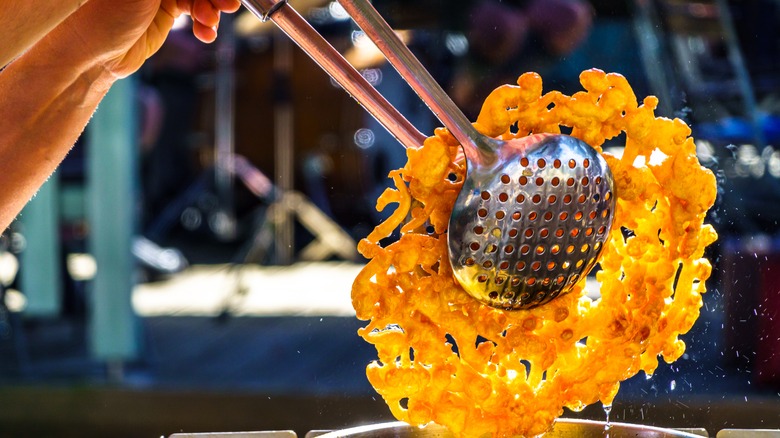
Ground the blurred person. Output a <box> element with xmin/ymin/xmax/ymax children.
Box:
<box><xmin>0</xmin><ymin>0</ymin><xmax>241</xmax><ymax>231</ymax></box>
<box><xmin>451</xmin><ymin>0</ymin><xmax>594</xmax><ymax>118</ymax></box>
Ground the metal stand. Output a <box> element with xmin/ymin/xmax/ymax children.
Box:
<box><xmin>272</xmin><ymin>31</ymin><xmax>296</xmax><ymax>265</ymax></box>
<box><xmin>213</xmin><ymin>13</ymin><xmax>238</xmax><ymax>241</ymax></box>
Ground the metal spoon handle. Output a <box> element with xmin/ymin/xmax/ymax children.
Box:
<box><xmin>241</xmin><ymin>0</ymin><xmax>426</xmax><ymax>149</ymax></box>
<box><xmin>337</xmin><ymin>0</ymin><xmax>489</xmax><ymax>158</ymax></box>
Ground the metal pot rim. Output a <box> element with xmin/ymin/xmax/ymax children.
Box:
<box><xmin>317</xmin><ymin>418</ymin><xmax>705</xmax><ymax>438</ymax></box>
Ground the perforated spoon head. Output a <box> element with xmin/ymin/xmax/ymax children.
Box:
<box><xmin>448</xmin><ymin>133</ymin><xmax>616</xmax><ymax>310</ymax></box>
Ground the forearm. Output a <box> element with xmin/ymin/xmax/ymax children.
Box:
<box><xmin>1</xmin><ymin>0</ymin><xmax>90</xmax><ymax>68</ymax></box>
<box><xmin>0</xmin><ymin>23</ymin><xmax>116</xmax><ymax>230</ymax></box>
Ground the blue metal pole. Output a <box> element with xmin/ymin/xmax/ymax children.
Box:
<box><xmin>18</xmin><ymin>173</ymin><xmax>63</xmax><ymax>317</ymax></box>
<box><xmin>86</xmin><ymin>76</ymin><xmax>140</xmax><ymax>365</ymax></box>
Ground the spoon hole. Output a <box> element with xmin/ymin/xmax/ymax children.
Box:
<box><xmin>537</xmin><ymin>158</ymin><xmax>546</xmax><ymax>168</ymax></box>
<box><xmin>516</xmin><ymin>194</ymin><xmax>526</xmax><ymax>203</ymax></box>
<box><xmin>563</xmin><ymin>195</ymin><xmax>573</xmax><ymax>204</ymax></box>
<box><xmin>499</xmin><ymin>193</ymin><xmax>509</xmax><ymax>202</ymax></box>
<box><xmin>594</xmin><ymin>242</ymin><xmax>602</xmax><ymax>251</ymax></box>
<box><xmin>536</xmin><ymin>246</ymin><xmax>545</xmax><ymax>255</ymax></box>
<box><xmin>516</xmin><ymin>261</ymin><xmax>526</xmax><ymax>270</ymax></box>
<box><xmin>581</xmin><ymin>244</ymin><xmax>590</xmax><ymax>253</ymax></box>
<box><xmin>535</xmin><ymin>177</ymin><xmax>544</xmax><ymax>186</ymax></box>
<box><xmin>582</xmin><ymin>177</ymin><xmax>590</xmax><ymax>186</ymax></box>
<box><xmin>589</xmin><ymin>211</ymin><xmax>597</xmax><ymax>219</ymax></box>
<box><xmin>556</xmin><ymin>275</ymin><xmax>566</xmax><ymax>285</ymax></box>
<box><xmin>478</xmin><ymin>275</ymin><xmax>488</xmax><ymax>283</ymax></box>
<box><xmin>474</xmin><ymin>225</ymin><xmax>485</xmax><ymax>234</ymax></box>
<box><xmin>519</xmin><ymin>176</ymin><xmax>528</xmax><ymax>185</ymax></box>
<box><xmin>486</xmin><ymin>244</ymin><xmax>498</xmax><ymax>253</ymax></box>
<box><xmin>605</xmin><ymin>191</ymin><xmax>612</xmax><ymax>201</ymax></box>
<box><xmin>543</xmin><ymin>212</ymin><xmax>553</xmax><ymax>221</ymax></box>
<box><xmin>548</xmin><ymin>195</ymin><xmax>557</xmax><ymax>204</ymax></box>
<box><xmin>470</xmin><ymin>242</ymin><xmax>480</xmax><ymax>251</ymax></box>
<box><xmin>521</xmin><ymin>157</ymin><xmax>529</xmax><ymax>167</ymax></box>
<box><xmin>540</xmin><ymin>229</ymin><xmax>549</xmax><ymax>238</ymax></box>
<box><xmin>559</xmin><ymin>212</ymin><xmax>569</xmax><ymax>221</ymax></box>
<box><xmin>520</xmin><ymin>245</ymin><xmax>530</xmax><ymax>255</ymax></box>
<box><xmin>499</xmin><ymin>261</ymin><xmax>510</xmax><ymax>269</ymax></box>
<box><xmin>555</xmin><ymin>229</ymin><xmax>565</xmax><ymax>237</ymax></box>
<box><xmin>478</xmin><ymin>208</ymin><xmax>488</xmax><ymax>218</ymax></box>
<box><xmin>571</xmin><ymin>229</ymin><xmax>581</xmax><ymax>237</ymax></box>
<box><xmin>527</xmin><ymin>277</ymin><xmax>536</xmax><ymax>285</ymax></box>
<box><xmin>528</xmin><ymin>212</ymin><xmax>538</xmax><ymax>221</ymax></box>
<box><xmin>532</xmin><ymin>194</ymin><xmax>542</xmax><ymax>204</ymax></box>
<box><xmin>496</xmin><ymin>211</ymin><xmax>506</xmax><ymax>220</ymax></box>
<box><xmin>512</xmin><ymin>211</ymin><xmax>521</xmax><ymax>220</ymax></box>
<box><xmin>566</xmin><ymin>245</ymin><xmax>575</xmax><ymax>253</ymax></box>
<box><xmin>511</xmin><ymin>277</ymin><xmax>521</xmax><ymax>286</ymax></box>
<box><xmin>495</xmin><ymin>276</ymin><xmax>506</xmax><ymax>285</ymax></box>
<box><xmin>570</xmin><ymin>274</ymin><xmax>580</xmax><ymax>284</ymax></box>
<box><xmin>551</xmin><ymin>244</ymin><xmax>561</xmax><ymax>254</ymax></box>
<box><xmin>567</xmin><ymin>178</ymin><xmax>576</xmax><ymax>187</ymax></box>
<box><xmin>562</xmin><ymin>261</ymin><xmax>571</xmax><ymax>269</ymax></box>
<box><xmin>574</xmin><ymin>211</ymin><xmax>583</xmax><ymax>221</ymax></box>
<box><xmin>553</xmin><ymin>159</ymin><xmax>562</xmax><ymax>168</ymax></box>
<box><xmin>596</xmin><ymin>176</ymin><xmax>603</xmax><ymax>184</ymax></box>
<box><xmin>501</xmin><ymin>174</ymin><xmax>511</xmax><ymax>184</ymax></box>
<box><xmin>578</xmin><ymin>194</ymin><xmax>587</xmax><ymax>203</ymax></box>
<box><xmin>509</xmin><ymin>228</ymin><xmax>519</xmax><ymax>237</ymax></box>
<box><xmin>585</xmin><ymin>227</ymin><xmax>594</xmax><ymax>236</ymax></box>
<box><xmin>542</xmin><ymin>278</ymin><xmax>552</xmax><ymax>286</ymax></box>
<box><xmin>568</xmin><ymin>159</ymin><xmax>576</xmax><ymax>169</ymax></box>
<box><xmin>583</xmin><ymin>158</ymin><xmax>591</xmax><ymax>168</ymax></box>
<box><xmin>464</xmin><ymin>258</ymin><xmax>475</xmax><ymax>266</ymax></box>
<box><xmin>531</xmin><ymin>261</ymin><xmax>542</xmax><ymax>271</ymax></box>
<box><xmin>576</xmin><ymin>260</ymin><xmax>584</xmax><ymax>268</ymax></box>
<box><xmin>489</xmin><ymin>291</ymin><xmax>499</xmax><ymax>299</ymax></box>
<box><xmin>524</xmin><ymin>229</ymin><xmax>534</xmax><ymax>238</ymax></box>
<box><xmin>551</xmin><ymin>177</ymin><xmax>561</xmax><ymax>186</ymax></box>
<box><xmin>598</xmin><ymin>226</ymin><xmax>607</xmax><ymax>234</ymax></box>
<box><xmin>504</xmin><ymin>245</ymin><xmax>515</xmax><ymax>254</ymax></box>
<box><xmin>602</xmin><ymin>209</ymin><xmax>610</xmax><ymax>218</ymax></box>
<box><xmin>547</xmin><ymin>261</ymin><xmax>556</xmax><ymax>270</ymax></box>
<box><xmin>481</xmin><ymin>191</ymin><xmax>491</xmax><ymax>200</ymax></box>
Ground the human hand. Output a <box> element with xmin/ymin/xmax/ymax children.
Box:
<box><xmin>60</xmin><ymin>0</ymin><xmax>240</xmax><ymax>78</ymax></box>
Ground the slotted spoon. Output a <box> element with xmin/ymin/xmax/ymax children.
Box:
<box><xmin>240</xmin><ymin>0</ymin><xmax>616</xmax><ymax>310</ymax></box>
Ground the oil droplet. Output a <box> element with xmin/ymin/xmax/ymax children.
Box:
<box><xmin>603</xmin><ymin>403</ymin><xmax>612</xmax><ymax>434</ymax></box>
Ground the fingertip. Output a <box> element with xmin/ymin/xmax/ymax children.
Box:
<box><xmin>193</xmin><ymin>20</ymin><xmax>218</xmax><ymax>43</ymax></box>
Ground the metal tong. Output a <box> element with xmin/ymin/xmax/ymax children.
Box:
<box><xmin>240</xmin><ymin>0</ymin><xmax>441</xmax><ymax>150</ymax></box>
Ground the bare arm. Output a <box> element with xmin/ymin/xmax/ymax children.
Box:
<box><xmin>0</xmin><ymin>13</ymin><xmax>114</xmax><ymax>228</ymax></box>
<box><xmin>0</xmin><ymin>0</ymin><xmax>89</xmax><ymax>68</ymax></box>
<box><xmin>0</xmin><ymin>0</ymin><xmax>240</xmax><ymax>230</ymax></box>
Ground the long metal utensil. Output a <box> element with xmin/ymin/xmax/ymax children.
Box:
<box><xmin>240</xmin><ymin>0</ymin><xmax>616</xmax><ymax>310</ymax></box>
<box><xmin>337</xmin><ymin>0</ymin><xmax>618</xmax><ymax>309</ymax></box>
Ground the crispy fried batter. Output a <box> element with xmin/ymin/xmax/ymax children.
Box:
<box><xmin>352</xmin><ymin>69</ymin><xmax>718</xmax><ymax>437</ymax></box>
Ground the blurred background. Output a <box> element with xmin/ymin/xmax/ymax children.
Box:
<box><xmin>1</xmin><ymin>0</ymin><xmax>780</xmax><ymax>436</ymax></box>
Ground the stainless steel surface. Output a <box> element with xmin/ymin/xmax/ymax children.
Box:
<box><xmin>338</xmin><ymin>0</ymin><xmax>616</xmax><ymax>309</ymax></box>
<box><xmin>239</xmin><ymin>0</ymin><xmax>426</xmax><ymax>150</ymax></box>
<box><xmin>316</xmin><ymin>420</ymin><xmax>706</xmax><ymax>438</ymax></box>
<box><xmin>447</xmin><ymin>134</ymin><xmax>615</xmax><ymax>309</ymax></box>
